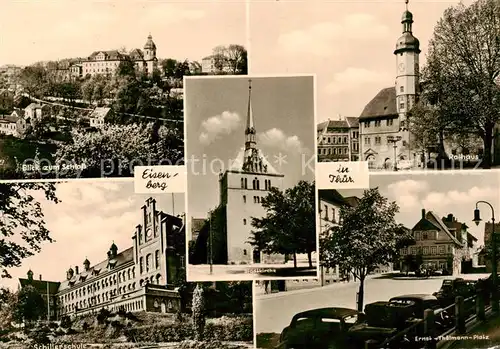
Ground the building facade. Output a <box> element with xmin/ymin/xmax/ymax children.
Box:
<box><xmin>400</xmin><ymin>209</ymin><xmax>468</xmax><ymax>275</ymax></box>
<box><xmin>18</xmin><ymin>198</ymin><xmax>185</xmax><ymax>319</ymax></box>
<box><xmin>201</xmin><ymin>55</ymin><xmax>232</xmax><ymax>74</ymax></box>
<box><xmin>359</xmin><ymin>4</ymin><xmax>421</xmax><ymax>170</ymax></box>
<box><xmin>218</xmin><ymin>81</ymin><xmax>285</xmax><ymax>264</ymax></box>
<box><xmin>317</xmin><ymin>117</ymin><xmax>360</xmax><ymax>162</ymax></box>
<box><xmin>82</xmin><ymin>35</ymin><xmax>158</xmax><ymax>78</ymax></box>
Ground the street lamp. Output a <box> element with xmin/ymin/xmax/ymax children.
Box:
<box><xmin>387</xmin><ymin>135</ymin><xmax>402</xmax><ymax>171</ymax></box>
<box><xmin>473</xmin><ymin>201</ymin><xmax>498</xmax><ymax>312</ymax></box>
<box><xmin>209</xmin><ymin>210</ymin><xmax>213</xmax><ymax>275</ymax></box>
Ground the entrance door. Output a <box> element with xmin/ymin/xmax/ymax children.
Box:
<box><xmin>253</xmin><ymin>249</ymin><xmax>261</xmax><ymax>263</ymax></box>
<box><xmin>160</xmin><ymin>302</ymin><xmax>166</xmax><ymax>313</ymax></box>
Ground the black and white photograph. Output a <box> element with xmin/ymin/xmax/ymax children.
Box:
<box><xmin>0</xmin><ymin>1</ymin><xmax>247</xmax><ymax>179</ymax></box>
<box><xmin>0</xmin><ymin>181</ymin><xmax>253</xmax><ymax>348</ymax></box>
<box><xmin>249</xmin><ymin>0</ymin><xmax>500</xmax><ymax>171</ymax></box>
<box><xmin>255</xmin><ymin>171</ymin><xmax>500</xmax><ymax>349</ymax></box>
<box><xmin>185</xmin><ymin>75</ymin><xmax>317</xmax><ymax>281</ymax></box>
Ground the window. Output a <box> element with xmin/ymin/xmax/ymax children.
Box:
<box><xmin>410</xmin><ymin>247</ymin><xmax>416</xmax><ymax>255</ymax></box>
<box><xmin>343</xmin><ymin>136</ymin><xmax>347</xmax><ymax>144</ymax></box>
<box><xmin>324</xmin><ymin>205</ymin><xmax>329</xmax><ymax>220</ymax></box>
<box><xmin>387</xmin><ymin>119</ymin><xmax>393</xmax><ymax>126</ymax></box>
<box><xmin>140</xmin><ymin>257</ymin><xmax>144</xmax><ymax>274</ymax></box>
<box><xmin>243</xmin><ymin>219</ymin><xmax>247</xmax><ymax>225</ymax></box>
<box><xmin>327</xmin><ymin>137</ymin><xmax>331</xmax><ymax>143</ymax></box>
<box><xmin>364</xmin><ymin>121</ymin><xmax>370</xmax><ymax>128</ymax></box>
<box><xmin>431</xmin><ymin>246</ymin><xmax>437</xmax><ymax>255</ymax></box>
<box><xmin>244</xmin><ymin>178</ymin><xmax>248</xmax><ymax>189</ymax></box>
<box><xmin>375</xmin><ymin>137</ymin><xmax>381</xmax><ymax>145</ymax></box>
<box><xmin>243</xmin><ymin>195</ymin><xmax>246</xmax><ymax>203</ymax></box>
<box><xmin>243</xmin><ymin>249</ymin><xmax>247</xmax><ymax>256</ymax></box>
<box><xmin>422</xmin><ymin>232</ymin><xmax>428</xmax><ymax>240</ymax></box>
<box><xmin>155</xmin><ymin>250</ymin><xmax>160</xmax><ymax>269</ymax></box>
<box><xmin>439</xmin><ymin>246</ymin><xmax>445</xmax><ymax>254</ymax></box>
<box><xmin>241</xmin><ymin>178</ymin><xmax>245</xmax><ymax>188</ymax></box>
<box><xmin>400</xmin><ymin>102</ymin><xmax>405</xmax><ymax>110</ymax></box>
<box><xmin>423</xmin><ymin>247</ymin><xmax>429</xmax><ymax>255</ymax></box>
<box><xmin>331</xmin><ymin>208</ymin><xmax>336</xmax><ymax>223</ymax></box>
<box><xmin>400</xmin><ymin>86</ymin><xmax>404</xmax><ymax>92</ymax></box>
<box><xmin>364</xmin><ymin>137</ymin><xmax>370</xmax><ymax>145</ymax></box>
<box><xmin>146</xmin><ymin>254</ymin><xmax>151</xmax><ymax>272</ymax></box>
<box><xmin>375</xmin><ymin>120</ymin><xmax>381</xmax><ymax>127</ymax></box>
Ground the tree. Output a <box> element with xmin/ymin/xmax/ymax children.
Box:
<box><xmin>54</xmin><ymin>123</ymin><xmax>183</xmax><ymax>177</ymax></box>
<box><xmin>18</xmin><ymin>65</ymin><xmax>50</xmax><ymax>98</ymax></box>
<box><xmin>161</xmin><ymin>58</ymin><xmax>178</xmax><ymax>77</ymax></box>
<box><xmin>417</xmin><ymin>0</ymin><xmax>500</xmax><ymax>168</ymax></box>
<box><xmin>226</xmin><ymin>45</ymin><xmax>248</xmax><ymax>74</ymax></box>
<box><xmin>116</xmin><ymin>58</ymin><xmax>137</xmax><ymax>78</ymax></box>
<box><xmin>212</xmin><ymin>45</ymin><xmax>228</xmax><ymax>74</ymax></box>
<box><xmin>192</xmin><ymin>283</ymin><xmax>205</xmax><ymax>341</ymax></box>
<box><xmin>250</xmin><ymin>181</ymin><xmax>316</xmax><ymax>268</ymax></box>
<box><xmin>321</xmin><ymin>188</ymin><xmax>410</xmax><ymax>312</ymax></box>
<box><xmin>0</xmin><ymin>183</ymin><xmax>59</xmax><ymax>278</ymax></box>
<box><xmin>0</xmin><ymin>287</ymin><xmax>17</xmax><ymax>330</ymax></box>
<box><xmin>14</xmin><ymin>285</ymin><xmax>45</xmax><ymax>324</ymax></box>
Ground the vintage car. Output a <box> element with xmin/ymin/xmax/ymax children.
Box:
<box><xmin>388</xmin><ymin>294</ymin><xmax>453</xmax><ymax>331</ymax></box>
<box><xmin>433</xmin><ymin>279</ymin><xmax>477</xmax><ymax>314</ymax></box>
<box><xmin>275</xmin><ymin>307</ymin><xmax>398</xmax><ymax>349</ymax></box>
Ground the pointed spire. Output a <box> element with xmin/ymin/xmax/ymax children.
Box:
<box><xmin>405</xmin><ymin>0</ymin><xmax>409</xmax><ymax>11</ymax></box>
<box><xmin>245</xmin><ymin>79</ymin><xmax>256</xmax><ymax>151</ymax></box>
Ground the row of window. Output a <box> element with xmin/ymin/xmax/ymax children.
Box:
<box><xmin>364</xmin><ymin>137</ymin><xmax>408</xmax><ymax>147</ymax></box>
<box><xmin>240</xmin><ymin>178</ymin><xmax>272</xmax><ymax>190</ymax></box>
<box><xmin>139</xmin><ymin>250</ymin><xmax>161</xmax><ymax>274</ymax></box>
<box><xmin>318</xmin><ymin>147</ymin><xmax>349</xmax><ymax>156</ymax></box>
<box><xmin>242</xmin><ymin>195</ymin><xmax>265</xmax><ymax>204</ymax></box>
<box><xmin>321</xmin><ymin>205</ymin><xmax>338</xmax><ymax>224</ymax></box>
<box><xmin>322</xmin><ymin>136</ymin><xmax>348</xmax><ymax>144</ymax></box>
<box><xmin>363</xmin><ymin>119</ymin><xmax>394</xmax><ymax>128</ymax></box>
<box><xmin>402</xmin><ymin>245</ymin><xmax>451</xmax><ymax>255</ymax></box>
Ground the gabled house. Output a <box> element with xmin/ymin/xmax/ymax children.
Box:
<box><xmin>89</xmin><ymin>107</ymin><xmax>112</xmax><ymax>128</ymax></box>
<box><xmin>401</xmin><ymin>209</ymin><xmax>467</xmax><ymax>275</ymax></box>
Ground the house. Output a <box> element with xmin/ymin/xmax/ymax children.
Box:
<box><xmin>201</xmin><ymin>55</ymin><xmax>232</xmax><ymax>74</ymax></box>
<box><xmin>190</xmin><ymin>218</ymin><xmax>206</xmax><ymax>242</ymax></box>
<box><xmin>478</xmin><ymin>222</ymin><xmax>500</xmax><ymax>272</ymax></box>
<box><xmin>89</xmin><ymin>107</ymin><xmax>112</xmax><ymax>128</ymax></box>
<box><xmin>25</xmin><ymin>103</ymin><xmax>48</xmax><ymax>121</ymax></box>
<box><xmin>401</xmin><ymin>209</ymin><xmax>467</xmax><ymax>275</ymax></box>
<box><xmin>18</xmin><ymin>270</ymin><xmax>60</xmax><ymax>320</ymax></box>
<box><xmin>0</xmin><ymin>115</ymin><xmax>19</xmax><ymax>136</ymax></box>
<box><xmin>317</xmin><ymin>117</ymin><xmax>360</xmax><ymax>162</ymax></box>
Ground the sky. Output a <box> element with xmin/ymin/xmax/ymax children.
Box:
<box><xmin>185</xmin><ymin>75</ymin><xmax>315</xmax><ymax>219</ymax></box>
<box><xmin>337</xmin><ymin>171</ymin><xmax>500</xmax><ymax>247</ymax></box>
<box><xmin>248</xmin><ymin>0</ymin><xmax>476</xmax><ymax>123</ymax></box>
<box><xmin>0</xmin><ymin>0</ymin><xmax>247</xmax><ymax>66</ymax></box>
<box><xmin>1</xmin><ymin>180</ymin><xmax>185</xmax><ymax>291</ymax></box>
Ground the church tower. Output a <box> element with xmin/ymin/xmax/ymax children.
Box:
<box><xmin>394</xmin><ymin>0</ymin><xmax>420</xmax><ymax>160</ymax></box>
<box><xmin>143</xmin><ymin>34</ymin><xmax>158</xmax><ymax>75</ymax></box>
<box><xmin>218</xmin><ymin>79</ymin><xmax>285</xmax><ymax>264</ymax></box>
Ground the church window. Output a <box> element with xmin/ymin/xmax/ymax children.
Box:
<box><xmin>243</xmin><ymin>195</ymin><xmax>246</xmax><ymax>203</ymax></box>
<box><xmin>146</xmin><ymin>254</ymin><xmax>151</xmax><ymax>272</ymax></box>
<box><xmin>140</xmin><ymin>257</ymin><xmax>144</xmax><ymax>274</ymax></box>
<box><xmin>243</xmin><ymin>219</ymin><xmax>247</xmax><ymax>225</ymax></box>
<box><xmin>155</xmin><ymin>250</ymin><xmax>160</xmax><ymax>269</ymax></box>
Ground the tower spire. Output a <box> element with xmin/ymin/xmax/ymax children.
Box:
<box><xmin>245</xmin><ymin>79</ymin><xmax>256</xmax><ymax>151</ymax></box>
<box><xmin>405</xmin><ymin>0</ymin><xmax>409</xmax><ymax>11</ymax></box>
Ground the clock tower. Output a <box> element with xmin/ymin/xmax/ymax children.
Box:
<box><xmin>394</xmin><ymin>0</ymin><xmax>420</xmax><ymax>160</ymax></box>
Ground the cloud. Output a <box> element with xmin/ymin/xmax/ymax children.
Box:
<box><xmin>325</xmin><ymin>67</ymin><xmax>394</xmax><ymax>95</ymax></box>
<box><xmin>421</xmin><ymin>186</ymin><xmax>498</xmax><ymax>213</ymax></box>
<box><xmin>277</xmin><ymin>13</ymin><xmax>389</xmax><ymax>57</ymax></box>
<box><xmin>199</xmin><ymin>111</ymin><xmax>241</xmax><ymax>145</ymax></box>
<box><xmin>257</xmin><ymin>128</ymin><xmax>309</xmax><ymax>155</ymax></box>
<box><xmin>386</xmin><ymin>180</ymin><xmax>429</xmax><ymax>212</ymax></box>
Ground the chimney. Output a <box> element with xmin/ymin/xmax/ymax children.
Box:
<box><xmin>447</xmin><ymin>214</ymin><xmax>453</xmax><ymax>222</ymax></box>
<box><xmin>39</xmin><ymin>274</ymin><xmax>42</xmax><ymax>281</ymax></box>
<box><xmin>75</xmin><ymin>266</ymin><xmax>79</xmax><ymax>274</ymax></box>
<box><xmin>421</xmin><ymin>209</ymin><xmax>426</xmax><ymax>219</ymax></box>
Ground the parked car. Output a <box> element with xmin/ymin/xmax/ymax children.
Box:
<box><xmin>388</xmin><ymin>294</ymin><xmax>453</xmax><ymax>331</ymax></box>
<box><xmin>434</xmin><ymin>279</ymin><xmax>477</xmax><ymax>312</ymax></box>
<box><xmin>276</xmin><ymin>307</ymin><xmax>397</xmax><ymax>349</ymax></box>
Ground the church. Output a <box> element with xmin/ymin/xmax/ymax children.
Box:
<box><xmin>359</xmin><ymin>2</ymin><xmax>422</xmax><ymax>170</ymax></box>
<box><xmin>18</xmin><ymin>197</ymin><xmax>185</xmax><ymax>319</ymax></box>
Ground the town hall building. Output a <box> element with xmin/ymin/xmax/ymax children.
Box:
<box><xmin>360</xmin><ymin>1</ymin><xmax>422</xmax><ymax>170</ymax></box>
<box><xmin>18</xmin><ymin>197</ymin><xmax>185</xmax><ymax>319</ymax></box>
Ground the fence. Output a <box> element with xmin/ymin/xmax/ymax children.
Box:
<box><xmin>365</xmin><ymin>289</ymin><xmax>494</xmax><ymax>349</ymax></box>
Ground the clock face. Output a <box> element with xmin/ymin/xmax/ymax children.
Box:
<box><xmin>399</xmin><ymin>63</ymin><xmax>405</xmax><ymax>72</ymax></box>
<box><xmin>146</xmin><ymin>228</ymin><xmax>152</xmax><ymax>239</ymax></box>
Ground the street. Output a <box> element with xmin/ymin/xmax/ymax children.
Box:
<box><xmin>254</xmin><ymin>273</ymin><xmax>489</xmax><ymax>334</ymax></box>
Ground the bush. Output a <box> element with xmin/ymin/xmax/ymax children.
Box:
<box><xmin>177</xmin><ymin>340</ymin><xmax>246</xmax><ymax>349</ymax></box>
<box><xmin>124</xmin><ymin>316</ymin><xmax>252</xmax><ymax>343</ymax></box>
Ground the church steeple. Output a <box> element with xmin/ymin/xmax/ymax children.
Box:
<box><xmin>244</xmin><ymin>79</ymin><xmax>256</xmax><ymax>151</ymax></box>
<box><xmin>395</xmin><ymin>0</ymin><xmax>420</xmax><ymax>54</ymax></box>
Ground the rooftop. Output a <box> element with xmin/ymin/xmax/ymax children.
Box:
<box><xmin>359</xmin><ymin>87</ymin><xmax>398</xmax><ymax>120</ymax></box>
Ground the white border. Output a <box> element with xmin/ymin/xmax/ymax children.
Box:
<box><xmin>183</xmin><ymin>74</ymin><xmax>319</xmax><ymax>282</ymax></box>
<box><xmin>252</xmin><ymin>280</ymin><xmax>257</xmax><ymax>349</ymax></box>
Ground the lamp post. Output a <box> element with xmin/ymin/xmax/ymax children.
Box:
<box><xmin>473</xmin><ymin>201</ymin><xmax>498</xmax><ymax>312</ymax></box>
<box><xmin>209</xmin><ymin>210</ymin><xmax>213</xmax><ymax>275</ymax></box>
<box><xmin>387</xmin><ymin>135</ymin><xmax>402</xmax><ymax>171</ymax></box>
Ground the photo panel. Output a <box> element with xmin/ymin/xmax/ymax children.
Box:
<box><xmin>249</xmin><ymin>0</ymin><xmax>500</xmax><ymax>172</ymax></box>
<box><xmin>0</xmin><ymin>1</ymin><xmax>247</xmax><ymax>180</ymax></box>
<box><xmin>255</xmin><ymin>169</ymin><xmax>500</xmax><ymax>349</ymax></box>
<box><xmin>185</xmin><ymin>75</ymin><xmax>317</xmax><ymax>281</ymax></box>
<box><xmin>0</xmin><ymin>179</ymin><xmax>253</xmax><ymax>348</ymax></box>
